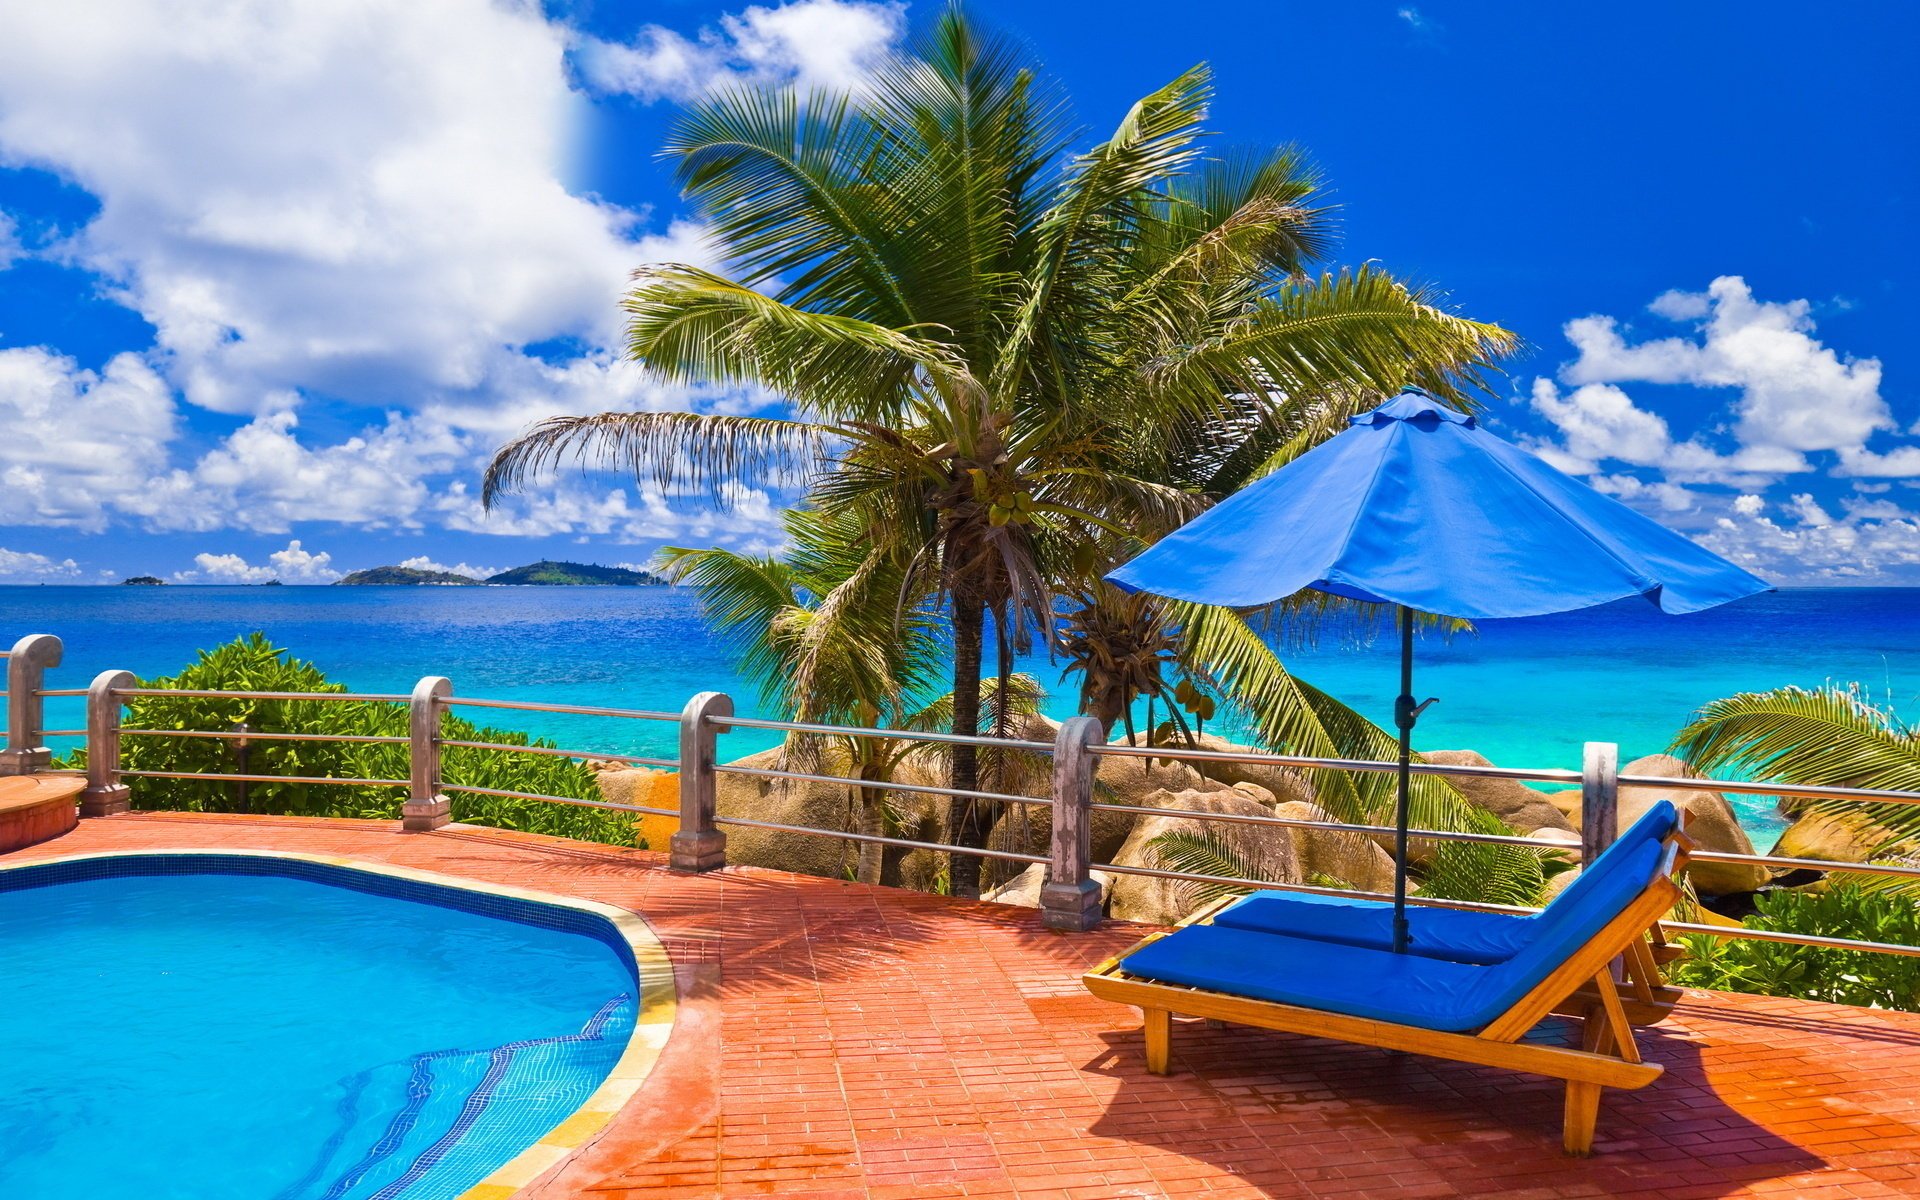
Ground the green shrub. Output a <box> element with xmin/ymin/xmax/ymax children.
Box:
<box><xmin>1672</xmin><ymin>883</ymin><xmax>1920</xmax><ymax>1011</ymax></box>
<box><xmin>59</xmin><ymin>634</ymin><xmax>642</xmax><ymax>848</ymax></box>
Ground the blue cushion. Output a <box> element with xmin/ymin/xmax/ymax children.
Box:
<box><xmin>1210</xmin><ymin>800</ymin><xmax>1679</xmax><ymax>965</ymax></box>
<box><xmin>1121</xmin><ymin>834</ymin><xmax>1671</xmax><ymax>1032</ymax></box>
<box><xmin>1118</xmin><ymin>923</ymin><xmax>1505</xmax><ymax>1031</ymax></box>
<box><xmin>1213</xmin><ymin>890</ymin><xmax>1531</xmax><ymax>964</ymax></box>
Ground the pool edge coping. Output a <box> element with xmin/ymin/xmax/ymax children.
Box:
<box><xmin>1</xmin><ymin>846</ymin><xmax>677</xmax><ymax>1200</ymax></box>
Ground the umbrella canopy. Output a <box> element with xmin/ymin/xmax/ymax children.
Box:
<box><xmin>1107</xmin><ymin>389</ymin><xmax>1768</xmax><ymax>952</ymax></box>
<box><xmin>1109</xmin><ymin>390</ymin><xmax>1769</xmax><ymax>618</ymax></box>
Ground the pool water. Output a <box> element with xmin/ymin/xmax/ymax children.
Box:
<box><xmin>0</xmin><ymin>856</ymin><xmax>640</xmax><ymax>1199</ymax></box>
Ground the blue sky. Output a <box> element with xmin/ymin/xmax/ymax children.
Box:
<box><xmin>0</xmin><ymin>0</ymin><xmax>1913</xmax><ymax>584</ymax></box>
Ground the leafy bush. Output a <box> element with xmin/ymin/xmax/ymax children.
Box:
<box><xmin>1672</xmin><ymin>883</ymin><xmax>1920</xmax><ymax>1011</ymax></box>
<box><xmin>59</xmin><ymin>634</ymin><xmax>642</xmax><ymax>847</ymax></box>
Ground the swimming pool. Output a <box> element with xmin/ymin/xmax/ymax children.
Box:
<box><xmin>0</xmin><ymin>851</ymin><xmax>672</xmax><ymax>1199</ymax></box>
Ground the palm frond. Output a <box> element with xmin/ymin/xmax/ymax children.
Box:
<box><xmin>1674</xmin><ymin>685</ymin><xmax>1920</xmax><ymax>844</ymax></box>
<box><xmin>627</xmin><ymin>266</ymin><xmax>978</xmax><ymax>421</ymax></box>
<box><xmin>1145</xmin><ymin>828</ymin><xmax>1273</xmax><ymax>908</ymax></box>
<box><xmin>482</xmin><ymin>410</ymin><xmax>826</xmax><ymax>506</ymax></box>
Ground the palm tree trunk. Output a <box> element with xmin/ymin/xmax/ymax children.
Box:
<box><xmin>856</xmin><ymin>761</ymin><xmax>886</xmax><ymax>886</ymax></box>
<box><xmin>948</xmin><ymin>586</ymin><xmax>987</xmax><ymax>898</ymax></box>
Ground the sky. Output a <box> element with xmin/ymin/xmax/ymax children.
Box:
<box><xmin>0</xmin><ymin>0</ymin><xmax>1913</xmax><ymax>585</ymax></box>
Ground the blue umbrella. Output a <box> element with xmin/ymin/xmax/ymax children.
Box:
<box><xmin>1108</xmin><ymin>389</ymin><xmax>1768</xmax><ymax>950</ymax></box>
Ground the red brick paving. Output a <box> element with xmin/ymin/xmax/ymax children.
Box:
<box><xmin>18</xmin><ymin>812</ymin><xmax>1920</xmax><ymax>1198</ymax></box>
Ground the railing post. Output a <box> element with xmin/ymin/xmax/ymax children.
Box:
<box><xmin>402</xmin><ymin>676</ymin><xmax>452</xmax><ymax>831</ymax></box>
<box><xmin>0</xmin><ymin>633</ymin><xmax>62</xmax><ymax>775</ymax></box>
<box><xmin>1581</xmin><ymin>741</ymin><xmax>1620</xmax><ymax>867</ymax></box>
<box><xmin>1040</xmin><ymin>716</ymin><xmax>1106</xmax><ymax>932</ymax></box>
<box><xmin>671</xmin><ymin>691</ymin><xmax>732</xmax><ymax>872</ymax></box>
<box><xmin>80</xmin><ymin>669</ymin><xmax>135</xmax><ymax>816</ymax></box>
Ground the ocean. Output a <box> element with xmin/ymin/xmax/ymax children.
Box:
<box><xmin>4</xmin><ymin>585</ymin><xmax>1914</xmax><ymax>842</ymax></box>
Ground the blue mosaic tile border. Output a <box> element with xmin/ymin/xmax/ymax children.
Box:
<box><xmin>0</xmin><ymin>852</ymin><xmax>638</xmax><ymax>973</ymax></box>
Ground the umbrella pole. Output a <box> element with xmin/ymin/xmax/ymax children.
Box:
<box><xmin>1391</xmin><ymin>605</ymin><xmax>1416</xmax><ymax>954</ymax></box>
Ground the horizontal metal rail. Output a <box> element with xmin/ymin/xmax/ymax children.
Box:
<box><xmin>34</xmin><ymin>688</ymin><xmax>88</xmax><ymax>698</ymax></box>
<box><xmin>1664</xmin><ymin>920</ymin><xmax>1920</xmax><ymax>959</ymax></box>
<box><xmin>1090</xmin><ymin>860</ymin><xmax>1538</xmax><ymax>915</ymax></box>
<box><xmin>715</xmin><ymin>762</ymin><xmax>1052</xmax><ymax>807</ymax></box>
<box><xmin>1690</xmin><ymin>849</ymin><xmax>1920</xmax><ymax>880</ymax></box>
<box><xmin>1088</xmin><ymin>800</ymin><xmax>1573</xmax><ymax>852</ymax></box>
<box><xmin>710</xmin><ymin>712</ymin><xmax>1057</xmax><ymax>754</ymax></box>
<box><xmin>121</xmin><ymin>728</ymin><xmax>410</xmax><ymax>745</ymax></box>
<box><xmin>444</xmin><ymin>696</ymin><xmax>678</xmax><ymax>722</ymax></box>
<box><xmin>111</xmin><ymin>688</ymin><xmax>408</xmax><ymax>703</ymax></box>
<box><xmin>711</xmin><ymin>815</ymin><xmax>1049</xmax><ymax>864</ymax></box>
<box><xmin>1089</xmin><ymin>741</ymin><xmax>1585</xmax><ymax>786</ymax></box>
<box><xmin>1615</xmin><ymin>773</ymin><xmax>1920</xmax><ymax>806</ymax></box>
<box><xmin>117</xmin><ymin>770</ymin><xmax>408</xmax><ymax>786</ymax></box>
<box><xmin>441</xmin><ymin>783</ymin><xmax>677</xmax><ymax>818</ymax></box>
<box><xmin>41</xmin><ymin>729</ymin><xmax>84</xmax><ymax>738</ymax></box>
<box><xmin>437</xmin><ymin>738</ymin><xmax>678</xmax><ymax>768</ymax></box>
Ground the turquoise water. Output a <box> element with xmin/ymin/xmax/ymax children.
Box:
<box><xmin>0</xmin><ymin>856</ymin><xmax>637</xmax><ymax>1200</ymax></box>
<box><xmin>2</xmin><ymin>585</ymin><xmax>1914</xmax><ymax>839</ymax></box>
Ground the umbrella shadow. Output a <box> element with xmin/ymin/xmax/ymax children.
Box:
<box><xmin>1079</xmin><ymin>1013</ymin><xmax>1829</xmax><ymax>1198</ymax></box>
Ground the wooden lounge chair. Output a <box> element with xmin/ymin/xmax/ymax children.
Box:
<box><xmin>1084</xmin><ymin>823</ymin><xmax>1689</xmax><ymax>1155</ymax></box>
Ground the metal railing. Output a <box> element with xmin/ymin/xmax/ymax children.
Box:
<box><xmin>5</xmin><ymin>631</ymin><xmax>1920</xmax><ymax>957</ymax></box>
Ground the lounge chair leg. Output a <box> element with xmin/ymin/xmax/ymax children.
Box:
<box><xmin>1563</xmin><ymin>1081</ymin><xmax>1601</xmax><ymax>1156</ymax></box>
<box><xmin>1143</xmin><ymin>1007</ymin><xmax>1171</xmax><ymax>1075</ymax></box>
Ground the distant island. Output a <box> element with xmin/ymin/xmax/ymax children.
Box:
<box><xmin>335</xmin><ymin>560</ymin><xmax>667</xmax><ymax>587</ymax></box>
<box><xmin>336</xmin><ymin>565</ymin><xmax>485</xmax><ymax>586</ymax></box>
<box><xmin>120</xmin><ymin>576</ymin><xmax>166</xmax><ymax>586</ymax></box>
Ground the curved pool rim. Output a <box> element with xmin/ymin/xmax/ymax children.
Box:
<box><xmin>0</xmin><ymin>847</ymin><xmax>677</xmax><ymax>1200</ymax></box>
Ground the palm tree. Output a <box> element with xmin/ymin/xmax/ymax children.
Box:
<box><xmin>1674</xmin><ymin>684</ymin><xmax>1920</xmax><ymax>856</ymax></box>
<box><xmin>484</xmin><ymin>6</ymin><xmax>1514</xmax><ymax>894</ymax></box>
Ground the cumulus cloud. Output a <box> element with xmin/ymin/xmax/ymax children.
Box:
<box><xmin>1696</xmin><ymin>493</ymin><xmax>1920</xmax><ymax>583</ymax></box>
<box><xmin>0</xmin><ymin>211</ymin><xmax>20</xmax><ymax>270</ymax></box>
<box><xmin>1526</xmin><ymin>378</ymin><xmax>1805</xmax><ymax>484</ymax></box>
<box><xmin>576</xmin><ymin>0</ymin><xmax>905</xmax><ymax>102</ymax></box>
<box><xmin>174</xmin><ymin>539</ymin><xmax>340</xmax><ymax>584</ymax></box>
<box><xmin>0</xmin><ymin>347</ymin><xmax>179</xmax><ymax>531</ymax></box>
<box><xmin>0</xmin><ymin>0</ymin><xmax>651</xmax><ymax>416</ymax></box>
<box><xmin>1528</xmin><ymin>276</ymin><xmax>1917</xmax><ymax>491</ymax></box>
<box><xmin>1556</xmin><ymin>276</ymin><xmax>1896</xmax><ymax>458</ymax></box>
<box><xmin>0</xmin><ymin>547</ymin><xmax>82</xmax><ymax>582</ymax></box>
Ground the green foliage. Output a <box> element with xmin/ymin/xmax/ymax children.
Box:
<box><xmin>1672</xmin><ymin>884</ymin><xmax>1920</xmax><ymax>1011</ymax></box>
<box><xmin>60</xmin><ymin>634</ymin><xmax>640</xmax><ymax>847</ymax></box>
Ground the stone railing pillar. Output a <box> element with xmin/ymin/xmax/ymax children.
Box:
<box><xmin>0</xmin><ymin>634</ymin><xmax>62</xmax><ymax>776</ymax></box>
<box><xmin>402</xmin><ymin>676</ymin><xmax>452</xmax><ymax>831</ymax></box>
<box><xmin>80</xmin><ymin>669</ymin><xmax>136</xmax><ymax>816</ymax></box>
<box><xmin>1040</xmin><ymin>716</ymin><xmax>1106</xmax><ymax>932</ymax></box>
<box><xmin>670</xmin><ymin>691</ymin><xmax>732</xmax><ymax>872</ymax></box>
<box><xmin>1581</xmin><ymin>741</ymin><xmax>1620</xmax><ymax>867</ymax></box>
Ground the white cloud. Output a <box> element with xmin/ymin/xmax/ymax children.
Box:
<box><xmin>0</xmin><ymin>347</ymin><xmax>179</xmax><ymax>531</ymax></box>
<box><xmin>175</xmin><ymin>538</ymin><xmax>339</xmax><ymax>583</ymax></box>
<box><xmin>1560</xmin><ymin>276</ymin><xmax>1892</xmax><ymax>455</ymax></box>
<box><xmin>1528</xmin><ymin>276</ymin><xmax>1917</xmax><ymax>491</ymax></box>
<box><xmin>0</xmin><ymin>0</ymin><xmax>650</xmax><ymax>417</ymax></box>
<box><xmin>1526</xmin><ymin>378</ymin><xmax>1805</xmax><ymax>484</ymax></box>
<box><xmin>577</xmin><ymin>0</ymin><xmax>905</xmax><ymax>102</ymax></box>
<box><xmin>1586</xmin><ymin>474</ymin><xmax>1697</xmax><ymax>513</ymax></box>
<box><xmin>0</xmin><ymin>547</ymin><xmax>82</xmax><ymax>582</ymax></box>
<box><xmin>0</xmin><ymin>211</ymin><xmax>20</xmax><ymax>270</ymax></box>
<box><xmin>1697</xmin><ymin>493</ymin><xmax>1920</xmax><ymax>583</ymax></box>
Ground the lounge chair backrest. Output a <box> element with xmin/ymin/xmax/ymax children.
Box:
<box><xmin>1460</xmin><ymin>835</ymin><xmax>1674</xmax><ymax>1026</ymax></box>
<box><xmin>1532</xmin><ymin>800</ymin><xmax>1677</xmax><ymax>921</ymax></box>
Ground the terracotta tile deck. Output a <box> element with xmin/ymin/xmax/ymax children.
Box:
<box><xmin>18</xmin><ymin>813</ymin><xmax>1920</xmax><ymax>1199</ymax></box>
